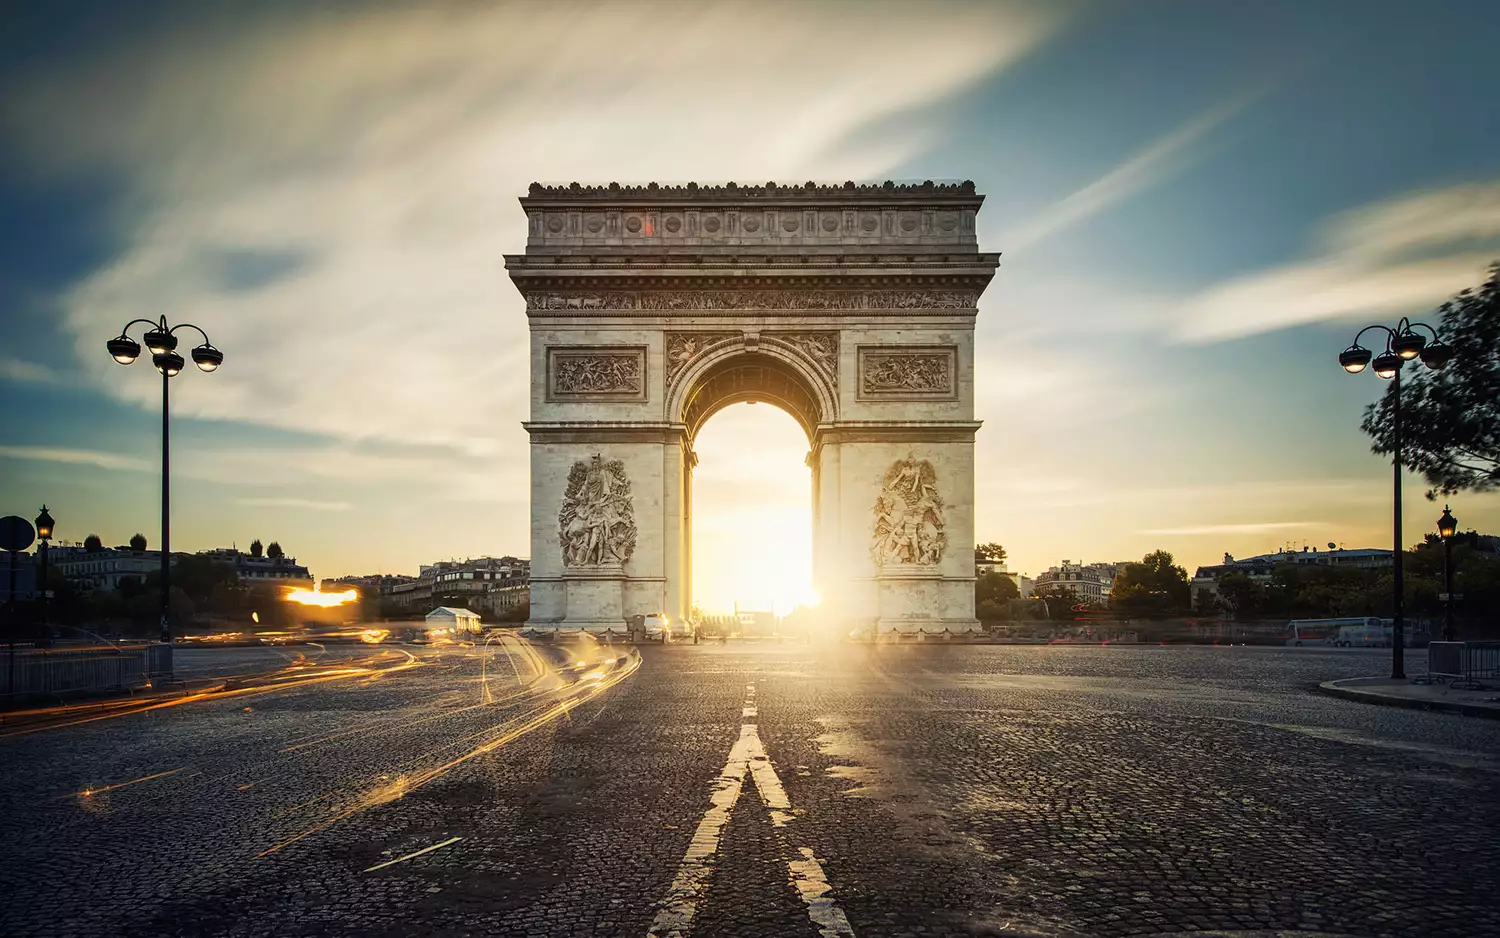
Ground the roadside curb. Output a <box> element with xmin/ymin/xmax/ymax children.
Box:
<box><xmin>1316</xmin><ymin>679</ymin><xmax>1500</xmax><ymax>720</ymax></box>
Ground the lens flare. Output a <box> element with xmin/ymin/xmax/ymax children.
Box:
<box><xmin>285</xmin><ymin>587</ymin><xmax>359</xmax><ymax>607</ymax></box>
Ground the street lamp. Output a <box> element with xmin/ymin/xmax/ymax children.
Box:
<box><xmin>105</xmin><ymin>316</ymin><xmax>224</xmax><ymax>644</ymax></box>
<box><xmin>1338</xmin><ymin>317</ymin><xmax>1452</xmax><ymax>679</ymax></box>
<box><xmin>1437</xmin><ymin>504</ymin><xmax>1457</xmax><ymax>642</ymax></box>
<box><xmin>33</xmin><ymin>506</ymin><xmax>53</xmax><ymax>646</ymax></box>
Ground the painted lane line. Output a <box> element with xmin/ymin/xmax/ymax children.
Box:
<box><xmin>647</xmin><ymin>726</ymin><xmax>757</xmax><ymax>937</ymax></box>
<box><xmin>363</xmin><ymin>836</ymin><xmax>463</xmax><ymax>872</ymax></box>
<box><xmin>742</xmin><ymin>706</ymin><xmax>758</xmax><ymax>718</ymax></box>
<box><xmin>789</xmin><ymin>847</ymin><xmax>857</xmax><ymax>938</ymax></box>
<box><xmin>647</xmin><ymin>686</ymin><xmax>855</xmax><ymax>938</ymax></box>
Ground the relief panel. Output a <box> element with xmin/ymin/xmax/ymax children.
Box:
<box><xmin>547</xmin><ymin>346</ymin><xmax>648</xmax><ymax>401</ymax></box>
<box><xmin>857</xmin><ymin>346</ymin><xmax>958</xmax><ymax>400</ymax></box>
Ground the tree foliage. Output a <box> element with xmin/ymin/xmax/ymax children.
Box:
<box><xmin>249</xmin><ymin>539</ymin><xmax>264</xmax><ymax>558</ymax></box>
<box><xmin>83</xmin><ymin>534</ymin><xmax>102</xmax><ymax>552</ymax></box>
<box><xmin>266</xmin><ymin>541</ymin><xmax>284</xmax><ymax>560</ymax></box>
<box><xmin>1109</xmin><ymin>550</ymin><xmax>1190</xmax><ymax>618</ymax></box>
<box><xmin>1037</xmin><ymin>585</ymin><xmax>1084</xmax><ymax>619</ymax></box>
<box><xmin>129</xmin><ymin>533</ymin><xmax>147</xmax><ymax>551</ymax></box>
<box><xmin>975</xmin><ymin>542</ymin><xmax>1007</xmax><ymax>563</ymax></box>
<box><xmin>1362</xmin><ymin>262</ymin><xmax>1500</xmax><ymax>498</ymax></box>
<box><xmin>975</xmin><ymin>570</ymin><xmax>1020</xmax><ymax>621</ymax></box>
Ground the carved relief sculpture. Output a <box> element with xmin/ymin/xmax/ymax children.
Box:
<box><xmin>860</xmin><ymin>347</ymin><xmax>956</xmax><ymax>397</ymax></box>
<box><xmin>527</xmin><ymin>289</ymin><xmax>979</xmax><ymax>312</ymax></box>
<box><xmin>780</xmin><ymin>332</ymin><xmax>838</xmax><ymax>380</ymax></box>
<box><xmin>871</xmin><ymin>456</ymin><xmax>947</xmax><ymax>567</ymax></box>
<box><xmin>549</xmin><ymin>348</ymin><xmax>648</xmax><ymax>399</ymax></box>
<box><xmin>559</xmin><ymin>455</ymin><xmax>638</xmax><ymax>567</ymax></box>
<box><xmin>666</xmin><ymin>332</ymin><xmax>736</xmax><ymax>383</ymax></box>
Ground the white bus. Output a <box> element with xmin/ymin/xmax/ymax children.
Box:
<box><xmin>1286</xmin><ymin>617</ymin><xmax>1390</xmax><ymax>647</ymax></box>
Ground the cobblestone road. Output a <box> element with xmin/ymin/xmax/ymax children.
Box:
<box><xmin>2</xmin><ymin>641</ymin><xmax>1496</xmax><ymax>937</ymax></box>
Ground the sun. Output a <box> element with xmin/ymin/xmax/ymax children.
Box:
<box><xmin>691</xmin><ymin>403</ymin><xmax>814</xmax><ymax>616</ymax></box>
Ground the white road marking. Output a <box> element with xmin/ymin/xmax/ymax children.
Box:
<box><xmin>647</xmin><ymin>686</ymin><xmax>855</xmax><ymax>938</ymax></box>
<box><xmin>363</xmin><ymin>836</ymin><xmax>463</xmax><ymax>872</ymax></box>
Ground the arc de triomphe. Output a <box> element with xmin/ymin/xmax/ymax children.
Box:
<box><xmin>505</xmin><ymin>181</ymin><xmax>998</xmax><ymax>634</ymax></box>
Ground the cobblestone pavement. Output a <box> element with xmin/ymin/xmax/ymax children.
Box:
<box><xmin>2</xmin><ymin>641</ymin><xmax>1497</xmax><ymax>937</ymax></box>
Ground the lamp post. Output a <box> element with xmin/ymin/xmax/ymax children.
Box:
<box><xmin>1437</xmin><ymin>504</ymin><xmax>1457</xmax><ymax>642</ymax></box>
<box><xmin>1338</xmin><ymin>317</ymin><xmax>1453</xmax><ymax>679</ymax></box>
<box><xmin>106</xmin><ymin>316</ymin><xmax>224</xmax><ymax>645</ymax></box>
<box><xmin>34</xmin><ymin>506</ymin><xmax>53</xmax><ymax>646</ymax></box>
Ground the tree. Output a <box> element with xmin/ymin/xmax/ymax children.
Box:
<box><xmin>1038</xmin><ymin>586</ymin><xmax>1083</xmax><ymax>620</ymax></box>
<box><xmin>1110</xmin><ymin>550</ymin><xmax>1191</xmax><ymax>618</ymax></box>
<box><xmin>83</xmin><ymin>534</ymin><xmax>103</xmax><ymax>552</ymax></box>
<box><xmin>1361</xmin><ymin>262</ymin><xmax>1500</xmax><ymax>498</ymax></box>
<box><xmin>975</xmin><ymin>542</ymin><xmax>1007</xmax><ymax>564</ymax></box>
<box><xmin>266</xmin><ymin>541</ymin><xmax>284</xmax><ymax>560</ymax></box>
<box><xmin>975</xmin><ymin>570</ymin><xmax>1020</xmax><ymax>621</ymax></box>
<box><xmin>129</xmin><ymin>533</ymin><xmax>147</xmax><ymax>551</ymax></box>
<box><xmin>249</xmin><ymin>539</ymin><xmax>264</xmax><ymax>558</ymax></box>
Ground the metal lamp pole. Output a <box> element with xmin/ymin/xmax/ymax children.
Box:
<box><xmin>106</xmin><ymin>317</ymin><xmax>224</xmax><ymax>644</ymax></box>
<box><xmin>1338</xmin><ymin>318</ymin><xmax>1453</xmax><ymax>680</ymax></box>
<box><xmin>1437</xmin><ymin>505</ymin><xmax>1457</xmax><ymax>642</ymax></box>
<box><xmin>34</xmin><ymin>506</ymin><xmax>53</xmax><ymax>646</ymax></box>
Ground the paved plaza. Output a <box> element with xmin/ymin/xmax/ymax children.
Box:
<box><xmin>2</xmin><ymin>641</ymin><xmax>1498</xmax><ymax>938</ymax></box>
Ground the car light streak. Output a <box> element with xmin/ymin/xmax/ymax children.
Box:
<box><xmin>77</xmin><ymin>768</ymin><xmax>186</xmax><ymax>799</ymax></box>
<box><xmin>255</xmin><ymin>652</ymin><xmax>639</xmax><ymax>859</ymax></box>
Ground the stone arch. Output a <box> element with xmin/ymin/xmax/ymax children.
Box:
<box><xmin>666</xmin><ymin>336</ymin><xmax>838</xmax><ymax>442</ymax></box>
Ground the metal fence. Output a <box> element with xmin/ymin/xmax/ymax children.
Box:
<box><xmin>1423</xmin><ymin>640</ymin><xmax>1500</xmax><ymax>690</ymax></box>
<box><xmin>1</xmin><ymin>646</ymin><xmax>150</xmax><ymax>698</ymax></box>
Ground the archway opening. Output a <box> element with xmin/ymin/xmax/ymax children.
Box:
<box><xmin>690</xmin><ymin>402</ymin><xmax>815</xmax><ymax>623</ymax></box>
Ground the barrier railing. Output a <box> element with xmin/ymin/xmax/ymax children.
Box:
<box><xmin>1421</xmin><ymin>640</ymin><xmax>1500</xmax><ymax>690</ymax></box>
<box><xmin>1426</xmin><ymin>641</ymin><xmax>1466</xmax><ymax>681</ymax></box>
<box><xmin>1</xmin><ymin>647</ymin><xmax>149</xmax><ymax>698</ymax></box>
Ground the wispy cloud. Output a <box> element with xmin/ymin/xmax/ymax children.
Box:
<box><xmin>0</xmin><ymin>445</ymin><xmax>150</xmax><ymax>472</ymax></box>
<box><xmin>1002</xmin><ymin>91</ymin><xmax>1257</xmax><ymax>252</ymax></box>
<box><xmin>235</xmin><ymin>496</ymin><xmax>351</xmax><ymax>512</ymax></box>
<box><xmin>1138</xmin><ymin>521</ymin><xmax>1322</xmax><ymax>536</ymax></box>
<box><xmin>6</xmin><ymin>0</ymin><xmax>1060</xmax><ymax>459</ymax></box>
<box><xmin>0</xmin><ymin>358</ymin><xmax>60</xmax><ymax>386</ymax></box>
<box><xmin>1178</xmin><ymin>180</ymin><xmax>1500</xmax><ymax>342</ymax></box>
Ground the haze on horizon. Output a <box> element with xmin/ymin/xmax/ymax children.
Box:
<box><xmin>3</xmin><ymin>0</ymin><xmax>1499</xmax><ymax>601</ymax></box>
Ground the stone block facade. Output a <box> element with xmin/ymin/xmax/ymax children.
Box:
<box><xmin>506</xmin><ymin>181</ymin><xmax>999</xmax><ymax>634</ymax></box>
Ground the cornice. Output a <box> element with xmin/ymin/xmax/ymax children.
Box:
<box><xmin>523</xmin><ymin>179</ymin><xmax>981</xmax><ymax>205</ymax></box>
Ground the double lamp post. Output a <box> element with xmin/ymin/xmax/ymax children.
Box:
<box><xmin>106</xmin><ymin>317</ymin><xmax>223</xmax><ymax>644</ymax></box>
<box><xmin>1337</xmin><ymin>317</ymin><xmax>1453</xmax><ymax>679</ymax></box>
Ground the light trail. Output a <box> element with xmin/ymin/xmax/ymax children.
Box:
<box><xmin>77</xmin><ymin>767</ymin><xmax>186</xmax><ymax>799</ymax></box>
<box><xmin>363</xmin><ymin>836</ymin><xmax>463</xmax><ymax>872</ymax></box>
<box><xmin>1</xmin><ymin>652</ymin><xmax>426</xmax><ymax>738</ymax></box>
<box><xmin>255</xmin><ymin>652</ymin><xmax>639</xmax><ymax>860</ymax></box>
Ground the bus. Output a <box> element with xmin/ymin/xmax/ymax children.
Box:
<box><xmin>1286</xmin><ymin>617</ymin><xmax>1390</xmax><ymax>647</ymax></box>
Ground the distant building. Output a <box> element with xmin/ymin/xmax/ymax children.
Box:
<box><xmin>1034</xmin><ymin>560</ymin><xmax>1121</xmax><ymax>605</ymax></box>
<box><xmin>388</xmin><ymin>556</ymin><xmax>529</xmax><ymax>617</ymax></box>
<box><xmin>197</xmin><ymin>548</ymin><xmax>314</xmax><ymax>590</ymax></box>
<box><xmin>47</xmin><ymin>544</ymin><xmax>172</xmax><ymax>592</ymax></box>
<box><xmin>426</xmin><ymin>606</ymin><xmax>482</xmax><ymax>638</ymax></box>
<box><xmin>1190</xmin><ymin>545</ymin><xmax>1395</xmax><ymax>605</ymax></box>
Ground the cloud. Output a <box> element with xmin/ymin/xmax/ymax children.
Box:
<box><xmin>235</xmin><ymin>497</ymin><xmax>352</xmax><ymax>512</ymax></box>
<box><xmin>0</xmin><ymin>358</ymin><xmax>61</xmax><ymax>386</ymax></box>
<box><xmin>1178</xmin><ymin>180</ymin><xmax>1500</xmax><ymax>342</ymax></box>
<box><xmin>0</xmin><ymin>445</ymin><xmax>151</xmax><ymax>472</ymax></box>
<box><xmin>1138</xmin><ymin>521</ymin><xmax>1322</xmax><ymax>536</ymax></box>
<box><xmin>1002</xmin><ymin>92</ymin><xmax>1255</xmax><ymax>252</ymax></box>
<box><xmin>6</xmin><ymin>1</ymin><xmax>1060</xmax><ymax>463</ymax></box>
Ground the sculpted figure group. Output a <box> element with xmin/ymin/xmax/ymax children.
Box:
<box><xmin>871</xmin><ymin>456</ymin><xmax>947</xmax><ymax>567</ymax></box>
<box><xmin>559</xmin><ymin>455</ymin><xmax>638</xmax><ymax>566</ymax></box>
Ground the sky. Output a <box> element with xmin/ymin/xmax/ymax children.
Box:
<box><xmin>3</xmin><ymin>0</ymin><xmax>1499</xmax><ymax>612</ymax></box>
